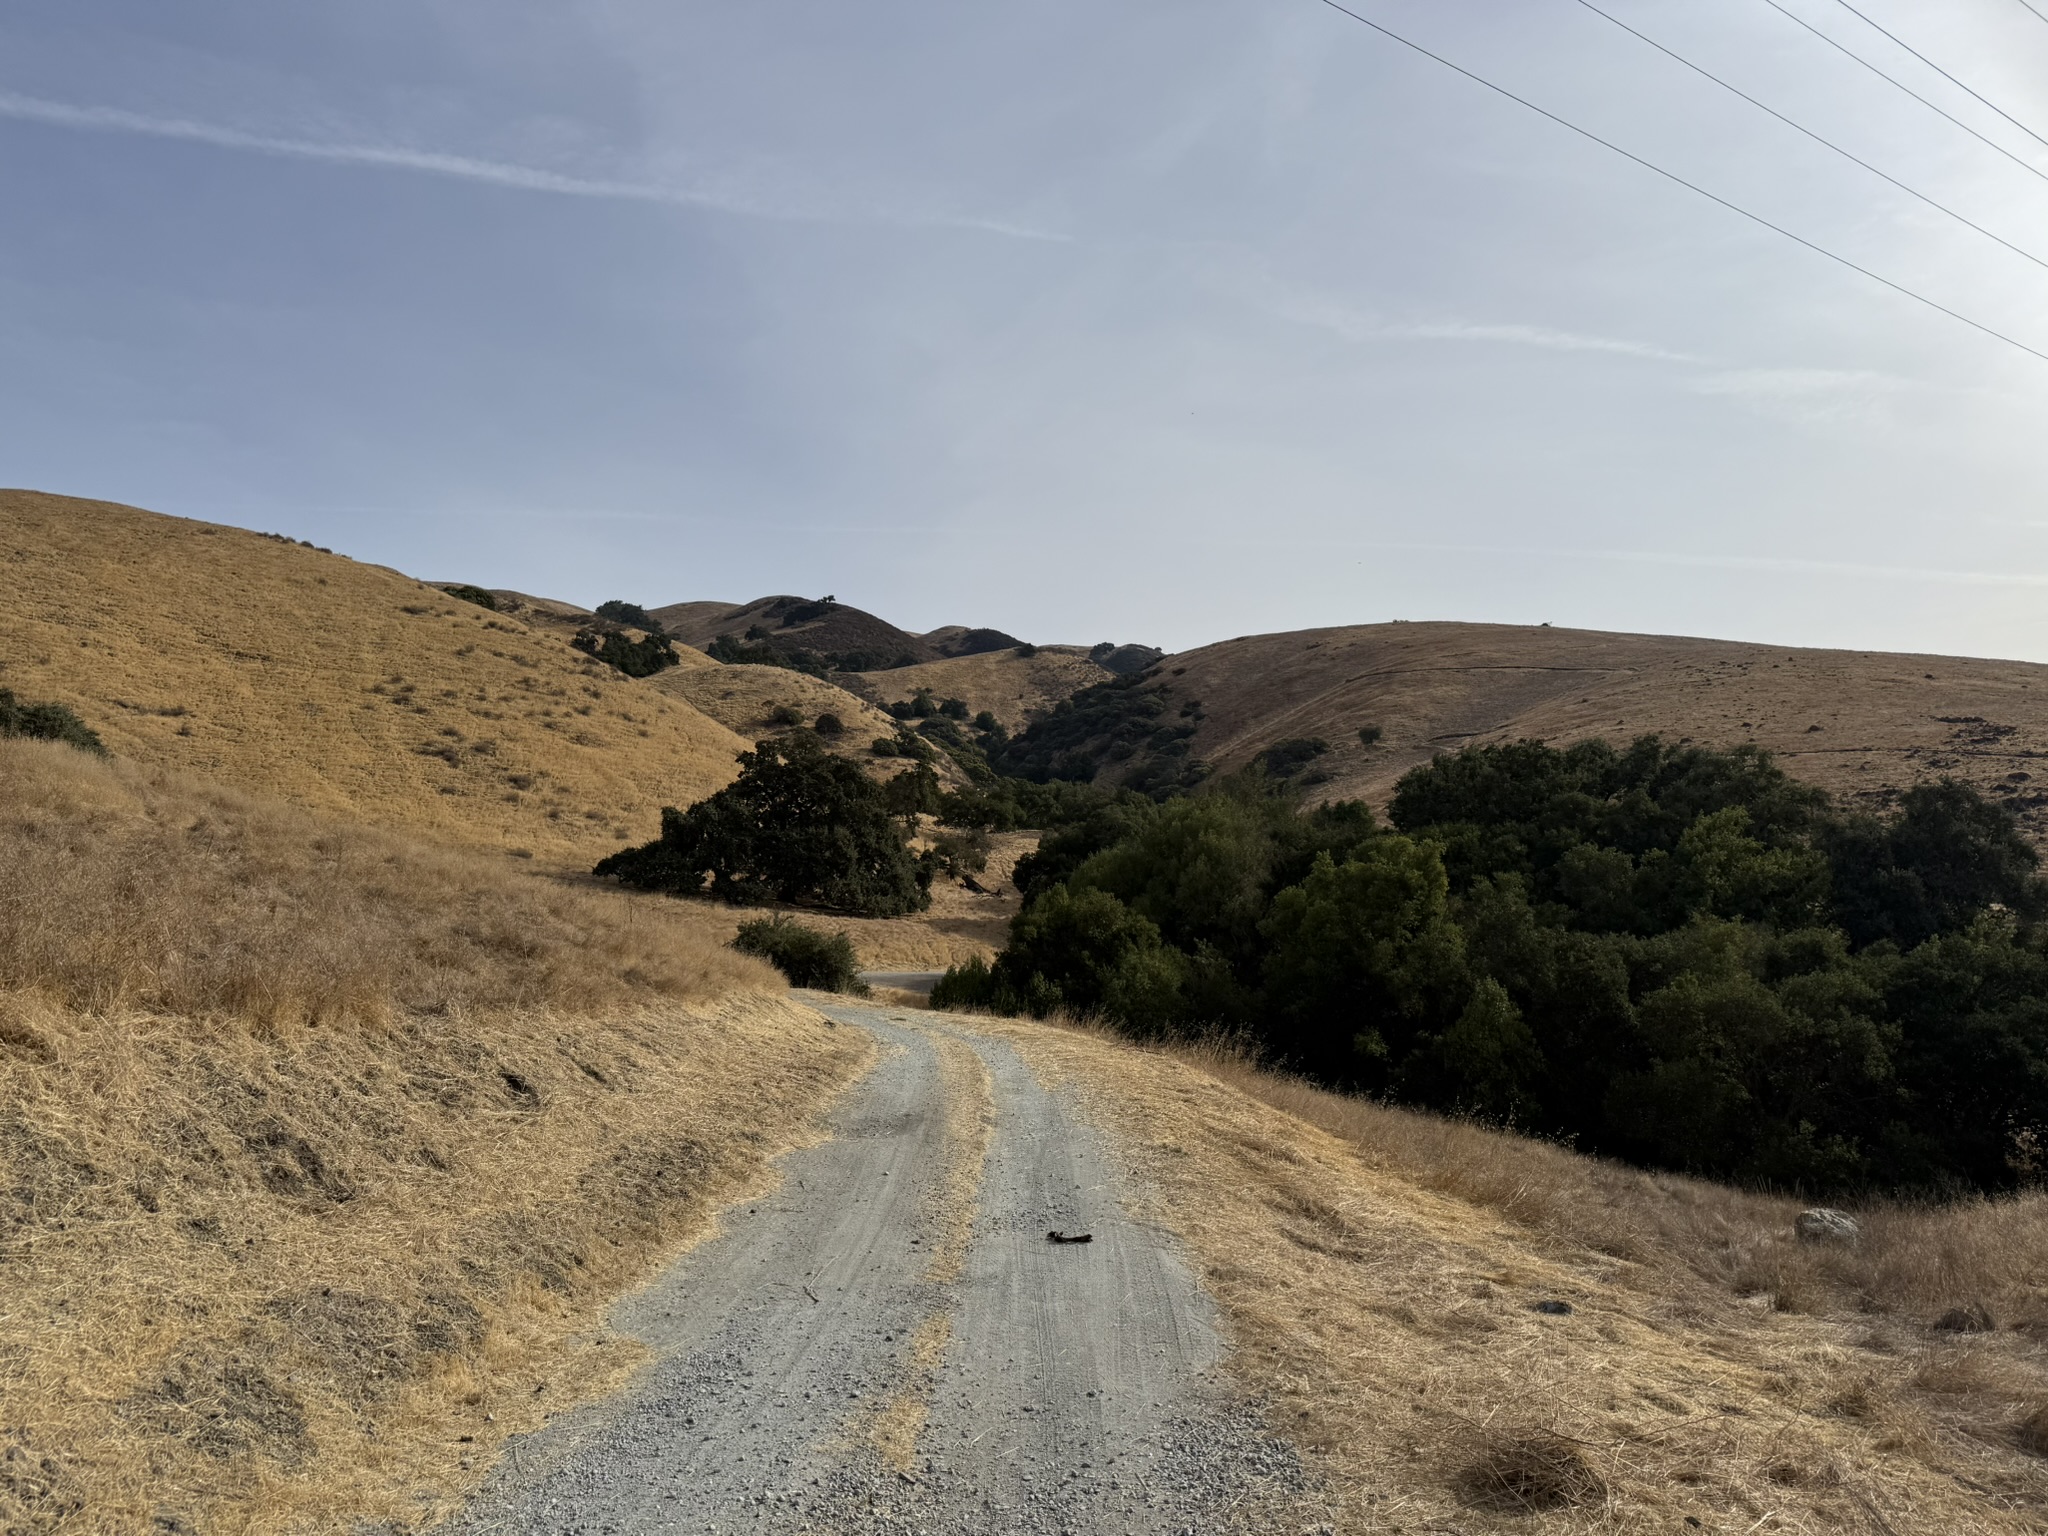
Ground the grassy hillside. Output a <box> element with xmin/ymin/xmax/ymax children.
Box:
<box><xmin>986</xmin><ymin>1012</ymin><xmax>2048</xmax><ymax>1533</ymax></box>
<box><xmin>0</xmin><ymin>491</ymin><xmax>749</xmax><ymax>862</ymax></box>
<box><xmin>0</xmin><ymin>736</ymin><xmax>868</xmax><ymax>1533</ymax></box>
<box><xmin>1141</xmin><ymin>621</ymin><xmax>2048</xmax><ymax>830</ymax></box>
<box><xmin>855</xmin><ymin>646</ymin><xmax>1109</xmax><ymax>732</ymax></box>
<box><xmin>649</xmin><ymin>660</ymin><xmax>903</xmax><ymax>752</ymax></box>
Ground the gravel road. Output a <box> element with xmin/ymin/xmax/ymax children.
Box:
<box><xmin>451</xmin><ymin>1000</ymin><xmax>1321</xmax><ymax>1535</ymax></box>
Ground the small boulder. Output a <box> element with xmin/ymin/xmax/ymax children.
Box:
<box><xmin>1795</xmin><ymin>1208</ymin><xmax>1859</xmax><ymax>1244</ymax></box>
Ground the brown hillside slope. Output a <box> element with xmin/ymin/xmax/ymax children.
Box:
<box><xmin>648</xmin><ymin>660</ymin><xmax>901</xmax><ymax>746</ymax></box>
<box><xmin>0</xmin><ymin>491</ymin><xmax>749</xmax><ymax>861</ymax></box>
<box><xmin>0</xmin><ymin>737</ymin><xmax>868</xmax><ymax>1534</ymax></box>
<box><xmin>854</xmin><ymin>646</ymin><xmax>1108</xmax><ymax>731</ymax></box>
<box><xmin>1167</xmin><ymin>621</ymin><xmax>2048</xmax><ymax>832</ymax></box>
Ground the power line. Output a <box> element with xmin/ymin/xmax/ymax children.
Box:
<box><xmin>1573</xmin><ymin>0</ymin><xmax>2048</xmax><ymax>274</ymax></box>
<box><xmin>2013</xmin><ymin>0</ymin><xmax>2048</xmax><ymax>31</ymax></box>
<box><xmin>1828</xmin><ymin>0</ymin><xmax>2048</xmax><ymax>151</ymax></box>
<box><xmin>1761</xmin><ymin>0</ymin><xmax>2048</xmax><ymax>190</ymax></box>
<box><xmin>1309</xmin><ymin>0</ymin><xmax>2048</xmax><ymax>364</ymax></box>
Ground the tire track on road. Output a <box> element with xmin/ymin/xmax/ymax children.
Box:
<box><xmin>451</xmin><ymin>1003</ymin><xmax>1315</xmax><ymax>1535</ymax></box>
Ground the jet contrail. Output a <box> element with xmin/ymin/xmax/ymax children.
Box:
<box><xmin>0</xmin><ymin>88</ymin><xmax>1066</xmax><ymax>241</ymax></box>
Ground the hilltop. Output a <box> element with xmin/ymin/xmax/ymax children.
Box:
<box><xmin>652</xmin><ymin>595</ymin><xmax>1022</xmax><ymax>671</ymax></box>
<box><xmin>0</xmin><ymin>491</ymin><xmax>749</xmax><ymax>863</ymax></box>
<box><xmin>1028</xmin><ymin>620</ymin><xmax>2048</xmax><ymax>834</ymax></box>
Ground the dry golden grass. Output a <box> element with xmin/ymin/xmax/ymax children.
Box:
<box><xmin>643</xmin><ymin>661</ymin><xmax>978</xmax><ymax>790</ymax></box>
<box><xmin>613</xmin><ymin>825</ymin><xmax>1036</xmax><ymax>974</ymax></box>
<box><xmin>853</xmin><ymin>646</ymin><xmax>1108</xmax><ymax>732</ymax></box>
<box><xmin>0</xmin><ymin>739</ymin><xmax>872</xmax><ymax>1534</ymax></box>
<box><xmin>646</xmin><ymin>661</ymin><xmax>898</xmax><ymax>744</ymax></box>
<box><xmin>1161</xmin><ymin>620</ymin><xmax>2048</xmax><ymax>838</ymax></box>
<box><xmin>0</xmin><ymin>489</ymin><xmax>749</xmax><ymax>862</ymax></box>
<box><xmin>960</xmin><ymin>1011</ymin><xmax>2048</xmax><ymax>1533</ymax></box>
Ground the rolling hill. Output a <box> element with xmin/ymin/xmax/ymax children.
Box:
<box><xmin>853</xmin><ymin>645</ymin><xmax>1112</xmax><ymax>732</ymax></box>
<box><xmin>0</xmin><ymin>491</ymin><xmax>750</xmax><ymax>862</ymax></box>
<box><xmin>1091</xmin><ymin>621</ymin><xmax>2048</xmax><ymax>834</ymax></box>
<box><xmin>653</xmin><ymin>595</ymin><xmax>1026</xmax><ymax>670</ymax></box>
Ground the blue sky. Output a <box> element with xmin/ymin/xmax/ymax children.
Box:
<box><xmin>4</xmin><ymin>0</ymin><xmax>2048</xmax><ymax>655</ymax></box>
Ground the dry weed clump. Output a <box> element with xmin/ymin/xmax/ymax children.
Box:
<box><xmin>0</xmin><ymin>739</ymin><xmax>873</xmax><ymax>1533</ymax></box>
<box><xmin>965</xmin><ymin>1011</ymin><xmax>2048</xmax><ymax>1533</ymax></box>
<box><xmin>1452</xmin><ymin>1428</ymin><xmax>1607</xmax><ymax>1513</ymax></box>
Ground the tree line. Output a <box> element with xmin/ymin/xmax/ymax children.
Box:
<box><xmin>935</xmin><ymin>737</ymin><xmax>2048</xmax><ymax>1196</ymax></box>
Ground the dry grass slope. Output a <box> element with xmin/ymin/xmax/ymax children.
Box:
<box><xmin>852</xmin><ymin>646</ymin><xmax>1108</xmax><ymax>732</ymax></box>
<box><xmin>1164</xmin><ymin>621</ymin><xmax>2048</xmax><ymax>834</ymax></box>
<box><xmin>0</xmin><ymin>738</ymin><xmax>871</xmax><ymax>1534</ymax></box>
<box><xmin>647</xmin><ymin>662</ymin><xmax>928</xmax><ymax>767</ymax></box>
<box><xmin>0</xmin><ymin>490</ymin><xmax>750</xmax><ymax>863</ymax></box>
<box><xmin>974</xmin><ymin>1012</ymin><xmax>2048</xmax><ymax>1534</ymax></box>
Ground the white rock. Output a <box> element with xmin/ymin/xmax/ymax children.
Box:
<box><xmin>1795</xmin><ymin>1207</ymin><xmax>1859</xmax><ymax>1243</ymax></box>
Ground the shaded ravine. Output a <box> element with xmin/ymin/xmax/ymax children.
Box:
<box><xmin>449</xmin><ymin>1002</ymin><xmax>1315</xmax><ymax>1535</ymax></box>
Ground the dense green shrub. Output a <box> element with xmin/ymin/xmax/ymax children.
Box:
<box><xmin>929</xmin><ymin>954</ymin><xmax>998</xmax><ymax>1011</ymax></box>
<box><xmin>929</xmin><ymin>826</ymin><xmax>991</xmax><ymax>876</ymax></box>
<box><xmin>0</xmin><ymin>690</ymin><xmax>107</xmax><ymax>756</ymax></box>
<box><xmin>1358</xmin><ymin>724</ymin><xmax>1384</xmax><ymax>746</ymax></box>
<box><xmin>814</xmin><ymin>713</ymin><xmax>845</xmax><ymax>737</ymax></box>
<box><xmin>594</xmin><ymin>733</ymin><xmax>931</xmax><ymax>916</ymax></box>
<box><xmin>732</xmin><ymin>916</ymin><xmax>867</xmax><ymax>992</ymax></box>
<box><xmin>573</xmin><ymin>627</ymin><xmax>679</xmax><ymax>678</ymax></box>
<box><xmin>705</xmin><ymin>633</ymin><xmax>914</xmax><ymax>676</ymax></box>
<box><xmin>934</xmin><ymin>778</ymin><xmax>1122</xmax><ymax>835</ymax></box>
<box><xmin>444</xmin><ymin>584</ymin><xmax>499</xmax><ymax>610</ymax></box>
<box><xmin>708</xmin><ymin>634</ymin><xmax>831</xmax><ymax>676</ymax></box>
<box><xmin>768</xmin><ymin>704</ymin><xmax>805</xmax><ymax>727</ymax></box>
<box><xmin>990</xmin><ymin>674</ymin><xmax>1200</xmax><ymax>794</ymax></box>
<box><xmin>595</xmin><ymin>600</ymin><xmax>660</xmax><ymax>630</ymax></box>
<box><xmin>950</xmin><ymin>735</ymin><xmax>2048</xmax><ymax>1194</ymax></box>
<box><xmin>882</xmin><ymin>761</ymin><xmax>942</xmax><ymax>819</ymax></box>
<box><xmin>1258</xmin><ymin>737</ymin><xmax>1329</xmax><ymax>778</ymax></box>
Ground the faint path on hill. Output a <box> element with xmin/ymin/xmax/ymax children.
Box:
<box><xmin>449</xmin><ymin>1000</ymin><xmax>1317</xmax><ymax>1536</ymax></box>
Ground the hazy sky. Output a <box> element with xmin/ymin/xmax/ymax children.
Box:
<box><xmin>4</xmin><ymin>0</ymin><xmax>2048</xmax><ymax>656</ymax></box>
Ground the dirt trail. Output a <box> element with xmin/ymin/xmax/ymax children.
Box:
<box><xmin>451</xmin><ymin>1002</ymin><xmax>1316</xmax><ymax>1535</ymax></box>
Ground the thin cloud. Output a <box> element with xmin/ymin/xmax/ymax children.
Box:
<box><xmin>1386</xmin><ymin>319</ymin><xmax>1698</xmax><ymax>363</ymax></box>
<box><xmin>1256</xmin><ymin>281</ymin><xmax>1698</xmax><ymax>363</ymax></box>
<box><xmin>0</xmin><ymin>88</ymin><xmax>1066</xmax><ymax>242</ymax></box>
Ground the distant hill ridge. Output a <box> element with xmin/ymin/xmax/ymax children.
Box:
<box><xmin>649</xmin><ymin>595</ymin><xmax>1024</xmax><ymax>670</ymax></box>
<box><xmin>1026</xmin><ymin>620</ymin><xmax>2048</xmax><ymax>839</ymax></box>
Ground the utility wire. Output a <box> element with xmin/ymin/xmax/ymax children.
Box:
<box><xmin>1762</xmin><ymin>0</ymin><xmax>2048</xmax><ymax>189</ymax></box>
<box><xmin>1828</xmin><ymin>0</ymin><xmax>2048</xmax><ymax>150</ymax></box>
<box><xmin>2013</xmin><ymin>0</ymin><xmax>2048</xmax><ymax>31</ymax></box>
<box><xmin>1310</xmin><ymin>0</ymin><xmax>2048</xmax><ymax>364</ymax></box>
<box><xmin>1573</xmin><ymin>0</ymin><xmax>2048</xmax><ymax>274</ymax></box>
